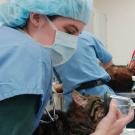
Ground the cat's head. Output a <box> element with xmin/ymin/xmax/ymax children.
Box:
<box><xmin>72</xmin><ymin>90</ymin><xmax>106</xmax><ymax>122</ymax></box>
<box><xmin>67</xmin><ymin>90</ymin><xmax>106</xmax><ymax>134</ymax></box>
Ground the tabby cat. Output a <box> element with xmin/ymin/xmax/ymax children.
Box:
<box><xmin>34</xmin><ymin>91</ymin><xmax>106</xmax><ymax>135</ymax></box>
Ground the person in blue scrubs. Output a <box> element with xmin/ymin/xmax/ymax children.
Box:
<box><xmin>0</xmin><ymin>0</ymin><xmax>92</xmax><ymax>134</ymax></box>
<box><xmin>54</xmin><ymin>31</ymin><xmax>115</xmax><ymax>109</ymax></box>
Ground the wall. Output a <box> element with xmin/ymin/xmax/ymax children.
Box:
<box><xmin>85</xmin><ymin>8</ymin><xmax>108</xmax><ymax>47</ymax></box>
<box><xmin>93</xmin><ymin>0</ymin><xmax>135</xmax><ymax>65</ymax></box>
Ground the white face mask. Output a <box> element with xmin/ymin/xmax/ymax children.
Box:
<box><xmin>46</xmin><ymin>18</ymin><xmax>78</xmax><ymax>66</ymax></box>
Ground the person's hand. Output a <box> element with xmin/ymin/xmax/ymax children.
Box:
<box><xmin>53</xmin><ymin>83</ymin><xmax>63</xmax><ymax>93</ymax></box>
<box><xmin>91</xmin><ymin>100</ymin><xmax>134</xmax><ymax>135</ymax></box>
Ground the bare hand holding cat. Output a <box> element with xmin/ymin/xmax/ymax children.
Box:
<box><xmin>91</xmin><ymin>100</ymin><xmax>134</xmax><ymax>135</ymax></box>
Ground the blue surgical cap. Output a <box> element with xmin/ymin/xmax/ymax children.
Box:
<box><xmin>0</xmin><ymin>0</ymin><xmax>93</xmax><ymax>27</ymax></box>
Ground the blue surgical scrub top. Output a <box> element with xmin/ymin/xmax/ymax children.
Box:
<box><xmin>54</xmin><ymin>31</ymin><xmax>114</xmax><ymax>109</ymax></box>
<box><xmin>0</xmin><ymin>26</ymin><xmax>53</xmax><ymax>131</ymax></box>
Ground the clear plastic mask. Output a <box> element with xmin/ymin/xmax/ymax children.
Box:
<box><xmin>104</xmin><ymin>93</ymin><xmax>135</xmax><ymax>115</ymax></box>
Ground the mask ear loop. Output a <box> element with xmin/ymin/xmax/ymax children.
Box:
<box><xmin>40</xmin><ymin>95</ymin><xmax>59</xmax><ymax>124</ymax></box>
<box><xmin>52</xmin><ymin>96</ymin><xmax>59</xmax><ymax>120</ymax></box>
<box><xmin>46</xmin><ymin>17</ymin><xmax>57</xmax><ymax>31</ymax></box>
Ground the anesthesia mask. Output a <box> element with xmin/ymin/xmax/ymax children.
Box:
<box><xmin>104</xmin><ymin>93</ymin><xmax>135</xmax><ymax>115</ymax></box>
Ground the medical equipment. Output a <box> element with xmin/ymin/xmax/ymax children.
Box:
<box><xmin>104</xmin><ymin>93</ymin><xmax>135</xmax><ymax>115</ymax></box>
<box><xmin>132</xmin><ymin>76</ymin><xmax>135</xmax><ymax>91</ymax></box>
<box><xmin>128</xmin><ymin>50</ymin><xmax>135</xmax><ymax>70</ymax></box>
<box><xmin>121</xmin><ymin>128</ymin><xmax>135</xmax><ymax>135</ymax></box>
<box><xmin>40</xmin><ymin>96</ymin><xmax>59</xmax><ymax>124</ymax></box>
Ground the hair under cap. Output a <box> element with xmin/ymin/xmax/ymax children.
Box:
<box><xmin>0</xmin><ymin>0</ymin><xmax>93</xmax><ymax>27</ymax></box>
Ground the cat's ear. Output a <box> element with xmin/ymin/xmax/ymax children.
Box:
<box><xmin>72</xmin><ymin>90</ymin><xmax>88</xmax><ymax>108</ymax></box>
